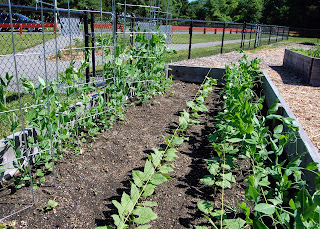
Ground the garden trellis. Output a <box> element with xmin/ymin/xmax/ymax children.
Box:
<box><xmin>0</xmin><ymin>0</ymin><xmax>173</xmax><ymax>221</ymax></box>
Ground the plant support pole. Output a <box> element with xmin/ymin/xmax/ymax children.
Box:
<box><xmin>188</xmin><ymin>21</ymin><xmax>193</xmax><ymax>59</ymax></box>
<box><xmin>90</xmin><ymin>9</ymin><xmax>96</xmax><ymax>79</ymax></box>
<box><xmin>84</xmin><ymin>8</ymin><xmax>90</xmax><ymax>83</ymax></box>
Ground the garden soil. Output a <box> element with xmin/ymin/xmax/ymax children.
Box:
<box><xmin>0</xmin><ymin>81</ymin><xmax>249</xmax><ymax>228</ymax></box>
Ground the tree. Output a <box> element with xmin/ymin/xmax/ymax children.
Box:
<box><xmin>233</xmin><ymin>0</ymin><xmax>263</xmax><ymax>23</ymax></box>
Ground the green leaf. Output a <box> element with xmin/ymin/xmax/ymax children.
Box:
<box><xmin>0</xmin><ymin>101</ymin><xmax>9</xmax><ymax>112</ymax></box>
<box><xmin>150</xmin><ymin>173</ymin><xmax>169</xmax><ymax>185</ymax></box>
<box><xmin>36</xmin><ymin>169</ymin><xmax>44</xmax><ymax>177</ymax></box>
<box><xmin>245</xmin><ymin>138</ymin><xmax>257</xmax><ymax>144</ymax></box>
<box><xmin>144</xmin><ymin>160</ymin><xmax>155</xmax><ymax>178</ymax></box>
<box><xmin>197</xmin><ymin>200</ymin><xmax>213</xmax><ymax>214</ymax></box>
<box><xmin>112</xmin><ymin>200</ymin><xmax>125</xmax><ymax>216</ymax></box>
<box><xmin>245</xmin><ymin>186</ymin><xmax>260</xmax><ymax>203</ymax></box>
<box><xmin>132</xmin><ymin>170</ymin><xmax>146</xmax><ymax>187</ymax></box>
<box><xmin>115</xmin><ymin>58</ymin><xmax>122</xmax><ymax>66</ymax></box>
<box><xmin>266</xmin><ymin>114</ymin><xmax>282</xmax><ymax>120</ymax></box>
<box><xmin>253</xmin><ymin>219</ymin><xmax>268</xmax><ymax>229</ymax></box>
<box><xmin>268</xmin><ymin>100</ymin><xmax>279</xmax><ymax>114</ymax></box>
<box><xmin>274</xmin><ymin>124</ymin><xmax>283</xmax><ymax>134</ymax></box>
<box><xmin>195</xmin><ymin>226</ymin><xmax>209</xmax><ymax>229</ymax></box>
<box><xmin>164</xmin><ymin>148</ymin><xmax>178</xmax><ymax>161</ymax></box>
<box><xmin>121</xmin><ymin>193</ymin><xmax>134</xmax><ymax>213</ymax></box>
<box><xmin>151</xmin><ymin>148</ymin><xmax>163</xmax><ymax>167</ymax></box>
<box><xmin>216</xmin><ymin>180</ymin><xmax>232</xmax><ymax>188</ymax></box>
<box><xmin>223</xmin><ymin>218</ymin><xmax>246</xmax><ymax>229</ymax></box>
<box><xmin>224</xmin><ymin>172</ymin><xmax>236</xmax><ymax>183</ymax></box>
<box><xmin>227</xmin><ymin>138</ymin><xmax>242</xmax><ymax>143</ymax></box>
<box><xmin>170</xmin><ymin>136</ymin><xmax>184</xmax><ymax>146</ymax></box>
<box><xmin>38</xmin><ymin>77</ymin><xmax>46</xmax><ymax>87</ymax></box>
<box><xmin>47</xmin><ymin>200</ymin><xmax>58</xmax><ymax>209</ymax></box>
<box><xmin>132</xmin><ymin>206</ymin><xmax>157</xmax><ymax>224</ymax></box>
<box><xmin>289</xmin><ymin>199</ymin><xmax>296</xmax><ymax>210</ymax></box>
<box><xmin>111</xmin><ymin>214</ymin><xmax>126</xmax><ymax>227</ymax></box>
<box><xmin>130</xmin><ymin>183</ymin><xmax>140</xmax><ymax>203</ymax></box>
<box><xmin>158</xmin><ymin>164</ymin><xmax>174</xmax><ymax>174</ymax></box>
<box><xmin>305</xmin><ymin>162</ymin><xmax>319</xmax><ymax>171</ymax></box>
<box><xmin>142</xmin><ymin>184</ymin><xmax>155</xmax><ymax>197</ymax></box>
<box><xmin>141</xmin><ymin>201</ymin><xmax>158</xmax><ymax>207</ymax></box>
<box><xmin>200</xmin><ymin>175</ymin><xmax>215</xmax><ymax>186</ymax></box>
<box><xmin>254</xmin><ymin>203</ymin><xmax>276</xmax><ymax>215</ymax></box>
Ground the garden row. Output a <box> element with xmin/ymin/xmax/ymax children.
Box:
<box><xmin>194</xmin><ymin>54</ymin><xmax>320</xmax><ymax>228</ymax></box>
<box><xmin>0</xmin><ymin>32</ymin><xmax>173</xmax><ymax>192</ymax></box>
<box><xmin>96</xmin><ymin>76</ymin><xmax>217</xmax><ymax>229</ymax></box>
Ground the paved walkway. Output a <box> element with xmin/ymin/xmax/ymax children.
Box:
<box><xmin>0</xmin><ymin>34</ymin><xmax>83</xmax><ymax>91</ymax></box>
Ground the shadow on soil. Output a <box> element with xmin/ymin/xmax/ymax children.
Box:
<box><xmin>177</xmin><ymin>99</ymin><xmax>221</xmax><ymax>228</ymax></box>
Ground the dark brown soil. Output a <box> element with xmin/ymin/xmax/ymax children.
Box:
<box><xmin>0</xmin><ymin>80</ymin><xmax>249</xmax><ymax>228</ymax></box>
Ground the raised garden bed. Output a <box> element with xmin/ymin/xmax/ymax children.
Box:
<box><xmin>170</xmin><ymin>64</ymin><xmax>320</xmax><ymax>191</ymax></box>
<box><xmin>283</xmin><ymin>48</ymin><xmax>320</xmax><ymax>86</ymax></box>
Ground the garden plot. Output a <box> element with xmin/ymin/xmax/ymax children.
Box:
<box><xmin>0</xmin><ymin>80</ymin><xmax>228</xmax><ymax>228</ymax></box>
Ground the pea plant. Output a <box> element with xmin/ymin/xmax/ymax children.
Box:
<box><xmin>98</xmin><ymin>77</ymin><xmax>217</xmax><ymax>229</ymax></box>
<box><xmin>196</xmin><ymin>54</ymin><xmax>320</xmax><ymax>228</ymax></box>
<box><xmin>1</xmin><ymin>30</ymin><xmax>174</xmax><ymax>191</ymax></box>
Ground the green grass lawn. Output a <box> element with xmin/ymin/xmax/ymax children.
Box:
<box><xmin>168</xmin><ymin>35</ymin><xmax>320</xmax><ymax>62</ymax></box>
<box><xmin>0</xmin><ymin>32</ymin><xmax>58</xmax><ymax>55</ymax></box>
<box><xmin>172</xmin><ymin>33</ymin><xmax>243</xmax><ymax>44</ymax></box>
<box><xmin>167</xmin><ymin>42</ymin><xmax>242</xmax><ymax>62</ymax></box>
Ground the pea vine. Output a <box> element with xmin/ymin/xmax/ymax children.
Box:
<box><xmin>196</xmin><ymin>53</ymin><xmax>320</xmax><ymax>228</ymax></box>
<box><xmin>0</xmin><ymin>32</ymin><xmax>174</xmax><ymax>191</ymax></box>
<box><xmin>97</xmin><ymin>77</ymin><xmax>217</xmax><ymax>229</ymax></box>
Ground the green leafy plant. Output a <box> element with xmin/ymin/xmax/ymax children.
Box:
<box><xmin>196</xmin><ymin>53</ymin><xmax>320</xmax><ymax>228</ymax></box>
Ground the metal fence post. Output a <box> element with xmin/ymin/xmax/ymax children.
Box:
<box><xmin>221</xmin><ymin>22</ymin><xmax>226</xmax><ymax>54</ymax></box>
<box><xmin>276</xmin><ymin>26</ymin><xmax>279</xmax><ymax>42</ymax></box>
<box><xmin>188</xmin><ymin>21</ymin><xmax>193</xmax><ymax>59</ymax></box>
<box><xmin>287</xmin><ymin>27</ymin><xmax>290</xmax><ymax>40</ymax></box>
<box><xmin>254</xmin><ymin>24</ymin><xmax>258</xmax><ymax>48</ymax></box>
<box><xmin>248</xmin><ymin>24</ymin><xmax>253</xmax><ymax>49</ymax></box>
<box><xmin>282</xmin><ymin>27</ymin><xmax>285</xmax><ymax>40</ymax></box>
<box><xmin>268</xmin><ymin>26</ymin><xmax>272</xmax><ymax>44</ymax></box>
<box><xmin>241</xmin><ymin>22</ymin><xmax>246</xmax><ymax>48</ymax></box>
<box><xmin>90</xmin><ymin>9</ymin><xmax>96</xmax><ymax>79</ymax></box>
<box><xmin>84</xmin><ymin>8</ymin><xmax>90</xmax><ymax>83</ymax></box>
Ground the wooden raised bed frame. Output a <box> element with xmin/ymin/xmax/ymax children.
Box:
<box><xmin>283</xmin><ymin>48</ymin><xmax>320</xmax><ymax>86</ymax></box>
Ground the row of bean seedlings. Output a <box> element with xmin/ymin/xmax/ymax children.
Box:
<box><xmin>197</xmin><ymin>54</ymin><xmax>320</xmax><ymax>228</ymax></box>
<box><xmin>98</xmin><ymin>77</ymin><xmax>217</xmax><ymax>229</ymax></box>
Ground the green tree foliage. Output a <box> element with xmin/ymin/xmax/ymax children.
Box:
<box><xmin>233</xmin><ymin>0</ymin><xmax>263</xmax><ymax>23</ymax></box>
<box><xmin>2</xmin><ymin>0</ymin><xmax>320</xmax><ymax>28</ymax></box>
